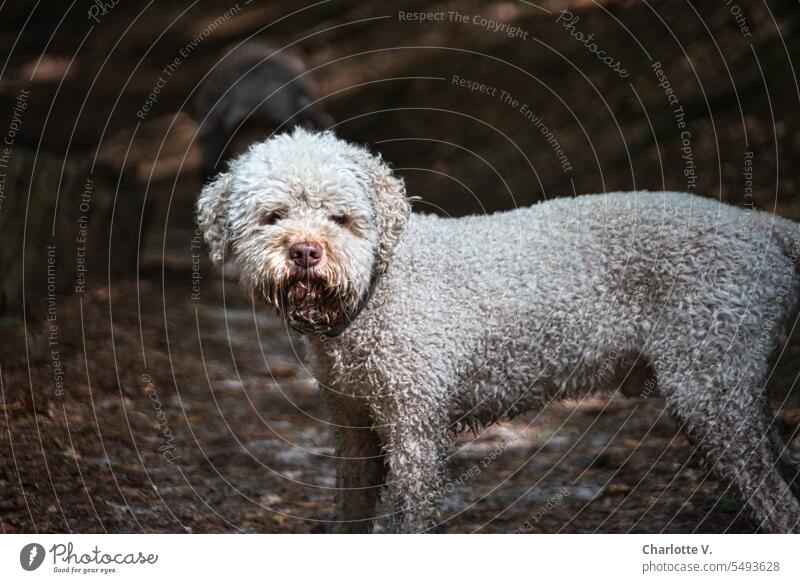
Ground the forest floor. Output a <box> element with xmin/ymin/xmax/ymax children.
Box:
<box><xmin>4</xmin><ymin>253</ymin><xmax>795</xmax><ymax>533</ymax></box>
<box><xmin>2</xmin><ymin>0</ymin><xmax>800</xmax><ymax>534</ymax></box>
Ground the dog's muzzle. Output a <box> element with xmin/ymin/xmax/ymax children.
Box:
<box><xmin>287</xmin><ymin>270</ymin><xmax>382</xmax><ymax>337</ymax></box>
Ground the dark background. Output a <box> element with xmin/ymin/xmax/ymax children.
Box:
<box><xmin>1</xmin><ymin>1</ymin><xmax>799</xmax><ymax>533</ymax></box>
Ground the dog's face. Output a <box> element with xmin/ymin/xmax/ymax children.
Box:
<box><xmin>196</xmin><ymin>129</ymin><xmax>409</xmax><ymax>333</ymax></box>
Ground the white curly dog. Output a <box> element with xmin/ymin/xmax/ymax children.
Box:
<box><xmin>197</xmin><ymin>128</ymin><xmax>800</xmax><ymax>533</ymax></box>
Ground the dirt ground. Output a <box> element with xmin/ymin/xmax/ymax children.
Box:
<box><xmin>2</xmin><ymin>0</ymin><xmax>800</xmax><ymax>533</ymax></box>
<box><xmin>3</xmin><ymin>259</ymin><xmax>796</xmax><ymax>533</ymax></box>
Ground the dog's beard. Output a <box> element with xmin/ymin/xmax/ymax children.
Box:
<box><xmin>284</xmin><ymin>273</ymin><xmax>338</xmax><ymax>327</ymax></box>
<box><xmin>261</xmin><ymin>269</ymin><xmax>358</xmax><ymax>330</ymax></box>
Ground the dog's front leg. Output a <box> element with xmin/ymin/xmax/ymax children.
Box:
<box><xmin>377</xmin><ymin>404</ymin><xmax>448</xmax><ymax>533</ymax></box>
<box><xmin>327</xmin><ymin>393</ymin><xmax>385</xmax><ymax>533</ymax></box>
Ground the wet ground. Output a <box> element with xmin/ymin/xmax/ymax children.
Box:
<box><xmin>3</xmin><ymin>251</ymin><xmax>788</xmax><ymax>534</ymax></box>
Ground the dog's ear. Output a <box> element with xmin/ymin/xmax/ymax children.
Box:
<box><xmin>196</xmin><ymin>172</ymin><xmax>233</xmax><ymax>265</ymax></box>
<box><xmin>348</xmin><ymin>146</ymin><xmax>411</xmax><ymax>270</ymax></box>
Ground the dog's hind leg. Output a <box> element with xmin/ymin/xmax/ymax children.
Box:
<box><xmin>657</xmin><ymin>348</ymin><xmax>800</xmax><ymax>533</ymax></box>
<box><xmin>768</xmin><ymin>312</ymin><xmax>800</xmax><ymax>499</ymax></box>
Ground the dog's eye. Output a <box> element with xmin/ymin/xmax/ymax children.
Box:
<box><xmin>330</xmin><ymin>214</ymin><xmax>350</xmax><ymax>227</ymax></box>
<box><xmin>260</xmin><ymin>210</ymin><xmax>284</xmax><ymax>226</ymax></box>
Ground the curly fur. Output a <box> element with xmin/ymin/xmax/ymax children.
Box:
<box><xmin>198</xmin><ymin>128</ymin><xmax>800</xmax><ymax>533</ymax></box>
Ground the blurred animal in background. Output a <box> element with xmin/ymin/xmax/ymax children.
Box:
<box><xmin>190</xmin><ymin>40</ymin><xmax>333</xmax><ymax>182</ymax></box>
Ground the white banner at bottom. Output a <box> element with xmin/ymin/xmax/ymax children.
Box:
<box><xmin>0</xmin><ymin>534</ymin><xmax>797</xmax><ymax>582</ymax></box>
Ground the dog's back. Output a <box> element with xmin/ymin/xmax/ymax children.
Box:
<box><xmin>369</xmin><ymin>192</ymin><xmax>800</xmax><ymax>427</ymax></box>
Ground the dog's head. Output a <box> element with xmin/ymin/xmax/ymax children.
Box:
<box><xmin>196</xmin><ymin>128</ymin><xmax>409</xmax><ymax>333</ymax></box>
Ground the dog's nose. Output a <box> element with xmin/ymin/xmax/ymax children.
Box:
<box><xmin>290</xmin><ymin>242</ymin><xmax>323</xmax><ymax>268</ymax></box>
